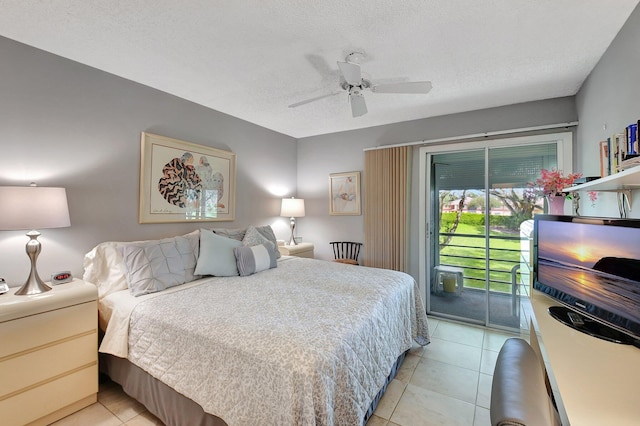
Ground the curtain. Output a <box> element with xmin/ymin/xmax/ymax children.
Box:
<box><xmin>363</xmin><ymin>146</ymin><xmax>412</xmax><ymax>271</ymax></box>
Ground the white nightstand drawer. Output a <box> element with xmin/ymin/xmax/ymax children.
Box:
<box><xmin>278</xmin><ymin>242</ymin><xmax>314</xmax><ymax>258</ymax></box>
<box><xmin>0</xmin><ymin>364</ymin><xmax>97</xmax><ymax>426</ymax></box>
<box><xmin>0</xmin><ymin>281</ymin><xmax>98</xmax><ymax>425</ymax></box>
<box><xmin>0</xmin><ymin>301</ymin><xmax>97</xmax><ymax>358</ymax></box>
<box><xmin>0</xmin><ymin>332</ymin><xmax>97</xmax><ymax>397</ymax></box>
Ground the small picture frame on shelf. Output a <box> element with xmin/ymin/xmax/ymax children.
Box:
<box><xmin>599</xmin><ymin>140</ymin><xmax>610</xmax><ymax>177</ymax></box>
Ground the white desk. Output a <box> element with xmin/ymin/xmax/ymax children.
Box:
<box><xmin>531</xmin><ymin>290</ymin><xmax>640</xmax><ymax>425</ymax></box>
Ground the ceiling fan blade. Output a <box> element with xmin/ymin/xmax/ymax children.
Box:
<box><xmin>337</xmin><ymin>61</ymin><xmax>362</xmax><ymax>86</ymax></box>
<box><xmin>372</xmin><ymin>81</ymin><xmax>432</xmax><ymax>94</ymax></box>
<box><xmin>349</xmin><ymin>92</ymin><xmax>367</xmax><ymax>117</ymax></box>
<box><xmin>288</xmin><ymin>91</ymin><xmax>342</xmax><ymax>108</ymax></box>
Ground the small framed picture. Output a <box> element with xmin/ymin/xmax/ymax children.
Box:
<box><xmin>329</xmin><ymin>171</ymin><xmax>361</xmax><ymax>215</ymax></box>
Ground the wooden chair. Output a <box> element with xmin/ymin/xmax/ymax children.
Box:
<box><xmin>330</xmin><ymin>242</ymin><xmax>363</xmax><ymax>265</ymax></box>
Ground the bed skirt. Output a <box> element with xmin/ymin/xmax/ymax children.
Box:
<box><xmin>101</xmin><ymin>350</ymin><xmax>407</xmax><ymax>426</ymax></box>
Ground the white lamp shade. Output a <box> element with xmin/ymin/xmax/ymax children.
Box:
<box><xmin>280</xmin><ymin>198</ymin><xmax>305</xmax><ymax>218</ymax></box>
<box><xmin>0</xmin><ymin>186</ymin><xmax>71</xmax><ymax>230</ymax></box>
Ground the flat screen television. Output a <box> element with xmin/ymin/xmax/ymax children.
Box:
<box><xmin>533</xmin><ymin>214</ymin><xmax>640</xmax><ymax>345</ymax></box>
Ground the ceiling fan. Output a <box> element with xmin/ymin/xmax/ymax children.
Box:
<box><xmin>289</xmin><ymin>52</ymin><xmax>432</xmax><ymax>118</ymax></box>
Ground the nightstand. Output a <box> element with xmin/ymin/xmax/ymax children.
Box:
<box><xmin>0</xmin><ymin>280</ymin><xmax>98</xmax><ymax>426</ymax></box>
<box><xmin>278</xmin><ymin>242</ymin><xmax>314</xmax><ymax>258</ymax></box>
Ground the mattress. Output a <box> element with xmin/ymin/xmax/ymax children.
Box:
<box><xmin>98</xmin><ymin>257</ymin><xmax>430</xmax><ymax>425</ymax></box>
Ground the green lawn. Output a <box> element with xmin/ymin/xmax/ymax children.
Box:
<box><xmin>439</xmin><ymin>223</ymin><xmax>522</xmax><ymax>292</ymax></box>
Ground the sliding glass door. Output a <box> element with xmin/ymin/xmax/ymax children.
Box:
<box><xmin>430</xmin><ymin>149</ymin><xmax>488</xmax><ymax>323</ymax></box>
<box><xmin>420</xmin><ymin>133</ymin><xmax>572</xmax><ymax>330</ymax></box>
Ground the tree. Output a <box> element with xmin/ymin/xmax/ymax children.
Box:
<box><xmin>467</xmin><ymin>192</ymin><xmax>501</xmax><ymax>211</ymax></box>
<box><xmin>439</xmin><ymin>190</ymin><xmax>467</xmax><ymax>248</ymax></box>
<box><xmin>489</xmin><ymin>188</ymin><xmax>541</xmax><ymax>230</ymax></box>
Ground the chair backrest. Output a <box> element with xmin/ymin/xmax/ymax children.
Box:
<box><xmin>329</xmin><ymin>242</ymin><xmax>363</xmax><ymax>264</ymax></box>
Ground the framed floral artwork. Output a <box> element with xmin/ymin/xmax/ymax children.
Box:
<box><xmin>329</xmin><ymin>171</ymin><xmax>361</xmax><ymax>215</ymax></box>
<box><xmin>139</xmin><ymin>132</ymin><xmax>236</xmax><ymax>223</ymax></box>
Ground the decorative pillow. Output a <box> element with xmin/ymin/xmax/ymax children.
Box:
<box><xmin>83</xmin><ymin>230</ymin><xmax>200</xmax><ymax>299</ymax></box>
<box><xmin>211</xmin><ymin>227</ymin><xmax>246</xmax><ymax>241</ymax></box>
<box><xmin>120</xmin><ymin>235</ymin><xmax>200</xmax><ymax>297</ymax></box>
<box><xmin>195</xmin><ymin>228</ymin><xmax>242</xmax><ymax>276</ymax></box>
<box><xmin>234</xmin><ymin>243</ymin><xmax>278</xmax><ymax>276</ymax></box>
<box><xmin>83</xmin><ymin>241</ymin><xmax>130</xmax><ymax>299</ymax></box>
<box><xmin>243</xmin><ymin>225</ymin><xmax>281</xmax><ymax>259</ymax></box>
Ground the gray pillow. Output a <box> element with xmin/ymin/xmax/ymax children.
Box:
<box><xmin>244</xmin><ymin>225</ymin><xmax>281</xmax><ymax>259</ymax></box>
<box><xmin>120</xmin><ymin>235</ymin><xmax>200</xmax><ymax>297</ymax></box>
<box><xmin>234</xmin><ymin>242</ymin><xmax>277</xmax><ymax>276</ymax></box>
<box><xmin>195</xmin><ymin>228</ymin><xmax>242</xmax><ymax>276</ymax></box>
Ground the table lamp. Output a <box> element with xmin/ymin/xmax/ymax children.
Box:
<box><xmin>0</xmin><ymin>184</ymin><xmax>71</xmax><ymax>295</ymax></box>
<box><xmin>280</xmin><ymin>197</ymin><xmax>305</xmax><ymax>245</ymax></box>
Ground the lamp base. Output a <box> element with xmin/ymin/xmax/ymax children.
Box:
<box><xmin>14</xmin><ymin>230</ymin><xmax>52</xmax><ymax>296</ymax></box>
<box><xmin>14</xmin><ymin>275</ymin><xmax>52</xmax><ymax>296</ymax></box>
<box><xmin>288</xmin><ymin>217</ymin><xmax>298</xmax><ymax>245</ymax></box>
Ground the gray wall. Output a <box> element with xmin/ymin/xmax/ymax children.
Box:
<box><xmin>3</xmin><ymin>2</ymin><xmax>638</xmax><ymax>287</ymax></box>
<box><xmin>0</xmin><ymin>37</ymin><xmax>297</xmax><ymax>286</ymax></box>
<box><xmin>575</xmin><ymin>4</ymin><xmax>640</xmax><ymax>218</ymax></box>
<box><xmin>297</xmin><ymin>98</ymin><xmax>577</xmax><ymax>279</ymax></box>
<box><xmin>298</xmin><ymin>2</ymin><xmax>640</xmax><ymax>279</ymax></box>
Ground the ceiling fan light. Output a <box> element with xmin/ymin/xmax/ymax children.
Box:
<box><xmin>349</xmin><ymin>92</ymin><xmax>367</xmax><ymax>117</ymax></box>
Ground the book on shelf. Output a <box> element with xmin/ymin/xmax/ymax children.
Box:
<box><xmin>599</xmin><ymin>140</ymin><xmax>609</xmax><ymax>177</ymax></box>
<box><xmin>624</xmin><ymin>121</ymin><xmax>639</xmax><ymax>158</ymax></box>
<box><xmin>620</xmin><ymin>155</ymin><xmax>640</xmax><ymax>170</ymax></box>
<box><xmin>611</xmin><ymin>132</ymin><xmax>625</xmax><ymax>173</ymax></box>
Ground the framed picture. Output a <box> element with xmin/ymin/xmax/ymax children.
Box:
<box><xmin>329</xmin><ymin>171</ymin><xmax>361</xmax><ymax>215</ymax></box>
<box><xmin>139</xmin><ymin>132</ymin><xmax>236</xmax><ymax>223</ymax></box>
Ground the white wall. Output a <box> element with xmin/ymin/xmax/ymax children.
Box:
<box><xmin>0</xmin><ymin>37</ymin><xmax>297</xmax><ymax>286</ymax></box>
<box><xmin>575</xmin><ymin>4</ymin><xmax>640</xmax><ymax>218</ymax></box>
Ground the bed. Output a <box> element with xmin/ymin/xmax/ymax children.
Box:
<box><xmin>84</xmin><ymin>227</ymin><xmax>430</xmax><ymax>425</ymax></box>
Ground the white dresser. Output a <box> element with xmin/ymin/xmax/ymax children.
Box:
<box><xmin>0</xmin><ymin>280</ymin><xmax>98</xmax><ymax>426</ymax></box>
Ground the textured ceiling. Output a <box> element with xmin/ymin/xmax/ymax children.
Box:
<box><xmin>0</xmin><ymin>1</ymin><xmax>638</xmax><ymax>138</ymax></box>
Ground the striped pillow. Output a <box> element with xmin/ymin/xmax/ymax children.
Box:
<box><xmin>234</xmin><ymin>242</ymin><xmax>277</xmax><ymax>276</ymax></box>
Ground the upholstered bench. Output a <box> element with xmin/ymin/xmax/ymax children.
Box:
<box><xmin>490</xmin><ymin>338</ymin><xmax>561</xmax><ymax>426</ymax></box>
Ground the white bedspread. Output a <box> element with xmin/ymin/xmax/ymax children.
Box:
<box><xmin>100</xmin><ymin>257</ymin><xmax>429</xmax><ymax>425</ymax></box>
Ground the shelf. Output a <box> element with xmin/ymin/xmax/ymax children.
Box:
<box><xmin>564</xmin><ymin>166</ymin><xmax>640</xmax><ymax>192</ymax></box>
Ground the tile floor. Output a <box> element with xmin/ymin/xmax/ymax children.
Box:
<box><xmin>51</xmin><ymin>318</ymin><xmax>526</xmax><ymax>426</ymax></box>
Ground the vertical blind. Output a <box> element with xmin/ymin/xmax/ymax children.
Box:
<box><xmin>364</xmin><ymin>146</ymin><xmax>412</xmax><ymax>271</ymax></box>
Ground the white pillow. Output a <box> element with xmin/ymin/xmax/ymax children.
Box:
<box><xmin>121</xmin><ymin>236</ymin><xmax>199</xmax><ymax>297</ymax></box>
<box><xmin>234</xmin><ymin>243</ymin><xmax>278</xmax><ymax>276</ymax></box>
<box><xmin>83</xmin><ymin>241</ymin><xmax>130</xmax><ymax>299</ymax></box>
<box><xmin>82</xmin><ymin>230</ymin><xmax>200</xmax><ymax>299</ymax></box>
<box><xmin>195</xmin><ymin>228</ymin><xmax>242</xmax><ymax>276</ymax></box>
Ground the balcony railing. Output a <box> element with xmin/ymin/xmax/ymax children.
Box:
<box><xmin>437</xmin><ymin>231</ymin><xmax>530</xmax><ymax>294</ymax></box>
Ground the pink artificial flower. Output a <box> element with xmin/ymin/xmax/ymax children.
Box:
<box><xmin>531</xmin><ymin>168</ymin><xmax>582</xmax><ymax>197</ymax></box>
